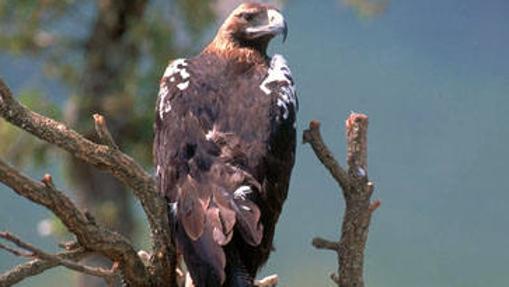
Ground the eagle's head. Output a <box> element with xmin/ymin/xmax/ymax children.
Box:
<box><xmin>206</xmin><ymin>2</ymin><xmax>288</xmax><ymax>56</ymax></box>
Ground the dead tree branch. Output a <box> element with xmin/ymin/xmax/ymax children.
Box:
<box><xmin>93</xmin><ymin>114</ymin><xmax>119</xmax><ymax>150</ymax></box>
<box><xmin>311</xmin><ymin>237</ymin><xmax>340</xmax><ymax>251</ymax></box>
<box><xmin>0</xmin><ymin>78</ymin><xmax>176</xmax><ymax>286</ymax></box>
<box><xmin>303</xmin><ymin>113</ymin><xmax>379</xmax><ymax>287</ymax></box>
<box><xmin>0</xmin><ymin>160</ymin><xmax>149</xmax><ymax>285</ymax></box>
<box><xmin>0</xmin><ymin>247</ymin><xmax>87</xmax><ymax>286</ymax></box>
<box><xmin>0</xmin><ymin>232</ymin><xmax>119</xmax><ymax>285</ymax></box>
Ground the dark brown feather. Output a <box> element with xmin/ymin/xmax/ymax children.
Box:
<box><xmin>178</xmin><ymin>176</ymin><xmax>206</xmax><ymax>241</ymax></box>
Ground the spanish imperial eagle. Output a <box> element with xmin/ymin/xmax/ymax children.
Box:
<box><xmin>154</xmin><ymin>3</ymin><xmax>297</xmax><ymax>286</ymax></box>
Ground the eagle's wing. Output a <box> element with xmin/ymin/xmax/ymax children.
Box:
<box><xmin>154</xmin><ymin>54</ymin><xmax>296</xmax><ymax>284</ymax></box>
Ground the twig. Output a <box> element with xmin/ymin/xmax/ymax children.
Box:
<box><xmin>0</xmin><ymin>248</ymin><xmax>87</xmax><ymax>286</ymax></box>
<box><xmin>0</xmin><ymin>78</ymin><xmax>164</xmax><ymax>230</ymax></box>
<box><xmin>0</xmin><ymin>78</ymin><xmax>174</xmax><ymax>285</ymax></box>
<box><xmin>0</xmin><ymin>232</ymin><xmax>114</xmax><ymax>278</ymax></box>
<box><xmin>0</xmin><ymin>242</ymin><xmax>31</xmax><ymax>257</ymax></box>
<box><xmin>346</xmin><ymin>113</ymin><xmax>369</xmax><ymax>178</ymax></box>
<box><xmin>41</xmin><ymin>174</ymin><xmax>55</xmax><ymax>189</ymax></box>
<box><xmin>0</xmin><ymin>232</ymin><xmax>118</xmax><ymax>285</ymax></box>
<box><xmin>311</xmin><ymin>237</ymin><xmax>339</xmax><ymax>251</ymax></box>
<box><xmin>368</xmin><ymin>199</ymin><xmax>381</xmax><ymax>213</ymax></box>
<box><xmin>58</xmin><ymin>241</ymin><xmax>80</xmax><ymax>250</ymax></box>
<box><xmin>304</xmin><ymin>113</ymin><xmax>380</xmax><ymax>287</ymax></box>
<box><xmin>93</xmin><ymin>113</ymin><xmax>119</xmax><ymax>149</ymax></box>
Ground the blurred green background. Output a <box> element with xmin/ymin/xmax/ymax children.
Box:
<box><xmin>1</xmin><ymin>0</ymin><xmax>509</xmax><ymax>286</ymax></box>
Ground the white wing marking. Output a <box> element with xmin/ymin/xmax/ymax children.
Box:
<box><xmin>259</xmin><ymin>54</ymin><xmax>297</xmax><ymax>121</ymax></box>
<box><xmin>159</xmin><ymin>59</ymin><xmax>191</xmax><ymax>119</ymax></box>
<box><xmin>177</xmin><ymin>81</ymin><xmax>190</xmax><ymax>91</ymax></box>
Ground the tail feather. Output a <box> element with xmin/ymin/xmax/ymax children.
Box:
<box><xmin>226</xmin><ymin>268</ymin><xmax>253</xmax><ymax>287</ymax></box>
<box><xmin>175</xmin><ymin>220</ymin><xmax>225</xmax><ymax>287</ymax></box>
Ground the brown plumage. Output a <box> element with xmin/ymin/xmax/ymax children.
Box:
<box><xmin>154</xmin><ymin>3</ymin><xmax>296</xmax><ymax>287</ymax></box>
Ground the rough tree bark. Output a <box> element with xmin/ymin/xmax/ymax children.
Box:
<box><xmin>303</xmin><ymin>115</ymin><xmax>380</xmax><ymax>287</ymax></box>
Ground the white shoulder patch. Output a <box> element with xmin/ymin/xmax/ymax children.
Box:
<box><xmin>158</xmin><ymin>58</ymin><xmax>191</xmax><ymax>119</ymax></box>
<box><xmin>163</xmin><ymin>58</ymin><xmax>188</xmax><ymax>78</ymax></box>
<box><xmin>260</xmin><ymin>54</ymin><xmax>297</xmax><ymax>121</ymax></box>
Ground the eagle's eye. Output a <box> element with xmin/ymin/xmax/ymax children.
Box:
<box><xmin>238</xmin><ymin>12</ymin><xmax>256</xmax><ymax>22</ymax></box>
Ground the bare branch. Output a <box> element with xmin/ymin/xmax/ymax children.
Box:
<box><xmin>330</xmin><ymin>272</ymin><xmax>340</xmax><ymax>284</ymax></box>
<box><xmin>304</xmin><ymin>113</ymin><xmax>378</xmax><ymax>287</ymax></box>
<box><xmin>0</xmin><ymin>78</ymin><xmax>175</xmax><ymax>284</ymax></box>
<box><xmin>346</xmin><ymin>113</ymin><xmax>369</xmax><ymax>179</ymax></box>
<box><xmin>312</xmin><ymin>237</ymin><xmax>339</xmax><ymax>251</ymax></box>
<box><xmin>368</xmin><ymin>199</ymin><xmax>381</xmax><ymax>213</ymax></box>
<box><xmin>0</xmin><ymin>248</ymin><xmax>87</xmax><ymax>286</ymax></box>
<box><xmin>41</xmin><ymin>174</ymin><xmax>55</xmax><ymax>189</ymax></box>
<box><xmin>303</xmin><ymin>120</ymin><xmax>350</xmax><ymax>191</ymax></box>
<box><xmin>0</xmin><ymin>242</ymin><xmax>31</xmax><ymax>257</ymax></box>
<box><xmin>0</xmin><ymin>78</ymin><xmax>165</xmax><ymax>232</ymax></box>
<box><xmin>0</xmin><ymin>159</ymin><xmax>149</xmax><ymax>285</ymax></box>
<box><xmin>58</xmin><ymin>241</ymin><xmax>81</xmax><ymax>251</ymax></box>
<box><xmin>93</xmin><ymin>113</ymin><xmax>119</xmax><ymax>149</ymax></box>
<box><xmin>0</xmin><ymin>232</ymin><xmax>119</xmax><ymax>285</ymax></box>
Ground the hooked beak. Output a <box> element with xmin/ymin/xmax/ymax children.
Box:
<box><xmin>245</xmin><ymin>8</ymin><xmax>288</xmax><ymax>42</ymax></box>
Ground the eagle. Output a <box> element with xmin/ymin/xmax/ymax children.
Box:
<box><xmin>154</xmin><ymin>3</ymin><xmax>297</xmax><ymax>286</ymax></box>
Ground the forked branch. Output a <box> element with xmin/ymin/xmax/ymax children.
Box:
<box><xmin>0</xmin><ymin>160</ymin><xmax>148</xmax><ymax>285</ymax></box>
<box><xmin>303</xmin><ymin>113</ymin><xmax>380</xmax><ymax>287</ymax></box>
<box><xmin>0</xmin><ymin>245</ymin><xmax>87</xmax><ymax>286</ymax></box>
<box><xmin>93</xmin><ymin>114</ymin><xmax>119</xmax><ymax>149</ymax></box>
<box><xmin>0</xmin><ymin>78</ymin><xmax>175</xmax><ymax>286</ymax></box>
<box><xmin>0</xmin><ymin>232</ymin><xmax>118</xmax><ymax>286</ymax></box>
<box><xmin>0</xmin><ymin>79</ymin><xmax>171</xmax><ymax>258</ymax></box>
